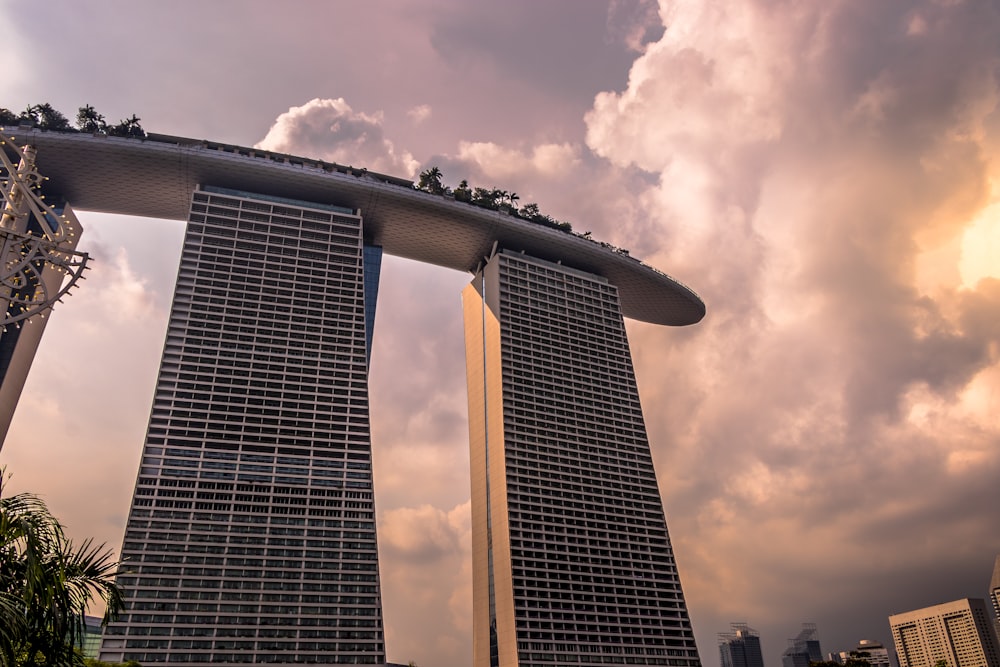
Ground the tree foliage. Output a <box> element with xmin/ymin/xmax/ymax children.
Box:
<box><xmin>105</xmin><ymin>115</ymin><xmax>144</xmax><ymax>139</ymax></box>
<box><xmin>75</xmin><ymin>106</ymin><xmax>105</xmax><ymax>134</ymax></box>
<box><xmin>414</xmin><ymin>167</ymin><xmax>575</xmax><ymax>234</ymax></box>
<box><xmin>8</xmin><ymin>105</ymin><xmax>73</xmax><ymax>132</ymax></box>
<box><xmin>83</xmin><ymin>659</ymin><xmax>140</xmax><ymax>667</ymax></box>
<box><xmin>810</xmin><ymin>656</ymin><xmax>872</xmax><ymax>667</ymax></box>
<box><xmin>0</xmin><ymin>473</ymin><xmax>125</xmax><ymax>667</ymax></box>
<box><xmin>0</xmin><ymin>102</ymin><xmax>144</xmax><ymax>138</ymax></box>
<box><xmin>416</xmin><ymin>167</ymin><xmax>445</xmax><ymax>195</ymax></box>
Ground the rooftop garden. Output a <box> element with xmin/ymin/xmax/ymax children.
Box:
<box><xmin>1</xmin><ymin>103</ymin><xmax>145</xmax><ymax>138</ymax></box>
<box><xmin>415</xmin><ymin>166</ymin><xmax>632</xmax><ymax>256</ymax></box>
<box><xmin>415</xmin><ymin>165</ymin><xmax>575</xmax><ymax>233</ymax></box>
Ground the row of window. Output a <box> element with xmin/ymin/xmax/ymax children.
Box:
<box><xmin>508</xmin><ymin>444</ymin><xmax>656</xmax><ymax>479</ymax></box>
<box><xmin>191</xmin><ymin>192</ymin><xmax>359</xmax><ymax>224</ymax></box>
<box><xmin>111</xmin><ymin>652</ymin><xmax>381</xmax><ymax>664</ymax></box>
<box><xmin>517</xmin><ymin>653</ymin><xmax>692</xmax><ymax>666</ymax></box>
<box><xmin>127</xmin><ymin>552</ymin><xmax>377</xmax><ymax>569</ymax></box>
<box><xmin>191</xmin><ymin>214</ymin><xmax>358</xmax><ymax>243</ymax></box>
<box><xmin>116</xmin><ymin>623</ymin><xmax>378</xmax><ymax>636</ymax></box>
<box><xmin>177</xmin><ymin>259</ymin><xmax>362</xmax><ymax>284</ymax></box>
<box><xmin>122</xmin><ymin>640</ymin><xmax>377</xmax><ymax>650</ymax></box>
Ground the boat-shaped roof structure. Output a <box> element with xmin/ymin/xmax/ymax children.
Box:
<box><xmin>3</xmin><ymin>128</ymin><xmax>704</xmax><ymax>326</ymax></box>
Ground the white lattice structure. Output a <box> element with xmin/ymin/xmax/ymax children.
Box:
<box><xmin>0</xmin><ymin>137</ymin><xmax>90</xmax><ymax>445</ymax></box>
<box><xmin>0</xmin><ymin>138</ymin><xmax>89</xmax><ymax>325</ymax></box>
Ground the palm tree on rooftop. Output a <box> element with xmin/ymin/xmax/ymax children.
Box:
<box><xmin>417</xmin><ymin>166</ymin><xmax>445</xmax><ymax>195</ymax></box>
<box><xmin>75</xmin><ymin>105</ymin><xmax>105</xmax><ymax>134</ymax></box>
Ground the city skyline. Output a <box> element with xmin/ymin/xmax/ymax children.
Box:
<box><xmin>2</xmin><ymin>2</ymin><xmax>1000</xmax><ymax>667</ymax></box>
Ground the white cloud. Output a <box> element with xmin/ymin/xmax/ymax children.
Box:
<box><xmin>256</xmin><ymin>98</ymin><xmax>419</xmax><ymax>177</ymax></box>
<box><xmin>98</xmin><ymin>247</ymin><xmax>156</xmax><ymax>324</ymax></box>
<box><xmin>379</xmin><ymin>503</ymin><xmax>467</xmax><ymax>561</ymax></box>
<box><xmin>407</xmin><ymin>104</ymin><xmax>432</xmax><ymax>124</ymax></box>
<box><xmin>455</xmin><ymin>140</ymin><xmax>581</xmax><ymax>181</ymax></box>
<box><xmin>377</xmin><ymin>501</ymin><xmax>471</xmax><ymax>667</ymax></box>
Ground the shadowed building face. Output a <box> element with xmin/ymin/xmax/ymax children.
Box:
<box><xmin>463</xmin><ymin>250</ymin><xmax>701</xmax><ymax>667</ymax></box>
<box><xmin>719</xmin><ymin>624</ymin><xmax>764</xmax><ymax>667</ymax></box>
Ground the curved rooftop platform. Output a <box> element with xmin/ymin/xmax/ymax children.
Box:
<box><xmin>3</xmin><ymin>128</ymin><xmax>704</xmax><ymax>326</ymax></box>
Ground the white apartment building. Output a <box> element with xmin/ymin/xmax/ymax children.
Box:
<box><xmin>890</xmin><ymin>598</ymin><xmax>1000</xmax><ymax>667</ymax></box>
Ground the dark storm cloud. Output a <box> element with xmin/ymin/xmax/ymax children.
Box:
<box><xmin>427</xmin><ymin>1</ymin><xmax>641</xmax><ymax>108</ymax></box>
<box><xmin>586</xmin><ymin>0</ymin><xmax>1000</xmax><ymax>663</ymax></box>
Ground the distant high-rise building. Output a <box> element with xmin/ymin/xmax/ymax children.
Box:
<box><xmin>463</xmin><ymin>250</ymin><xmax>701</xmax><ymax>667</ymax></box>
<box><xmin>990</xmin><ymin>556</ymin><xmax>1000</xmax><ymax>642</ymax></box>
<box><xmin>889</xmin><ymin>598</ymin><xmax>1000</xmax><ymax>667</ymax></box>
<box><xmin>783</xmin><ymin>624</ymin><xmax>823</xmax><ymax>667</ymax></box>
<box><xmin>833</xmin><ymin>639</ymin><xmax>892</xmax><ymax>667</ymax></box>
<box><xmin>720</xmin><ymin>623</ymin><xmax>765</xmax><ymax>667</ymax></box>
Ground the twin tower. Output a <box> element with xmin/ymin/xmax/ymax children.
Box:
<box><xmin>5</xmin><ymin>130</ymin><xmax>703</xmax><ymax>667</ymax></box>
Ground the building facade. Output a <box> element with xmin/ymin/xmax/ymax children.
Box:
<box><xmin>890</xmin><ymin>599</ymin><xmax>1000</xmax><ymax>667</ymax></box>
<box><xmin>462</xmin><ymin>250</ymin><xmax>701</xmax><ymax>667</ymax></box>
<box><xmin>782</xmin><ymin>625</ymin><xmax>822</xmax><ymax>667</ymax></box>
<box><xmin>990</xmin><ymin>557</ymin><xmax>1000</xmax><ymax>642</ymax></box>
<box><xmin>98</xmin><ymin>187</ymin><xmax>385</xmax><ymax>665</ymax></box>
<box><xmin>719</xmin><ymin>624</ymin><xmax>765</xmax><ymax>667</ymax></box>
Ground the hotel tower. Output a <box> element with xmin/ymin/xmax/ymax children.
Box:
<box><xmin>463</xmin><ymin>250</ymin><xmax>700</xmax><ymax>667</ymax></box>
<box><xmin>99</xmin><ymin>187</ymin><xmax>386</xmax><ymax>665</ymax></box>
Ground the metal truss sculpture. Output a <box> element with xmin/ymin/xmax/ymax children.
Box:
<box><xmin>0</xmin><ymin>137</ymin><xmax>89</xmax><ymax>326</ymax></box>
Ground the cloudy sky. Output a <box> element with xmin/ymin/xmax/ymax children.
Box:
<box><xmin>3</xmin><ymin>1</ymin><xmax>1000</xmax><ymax>666</ymax></box>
